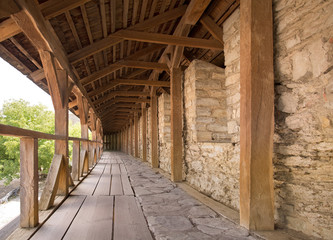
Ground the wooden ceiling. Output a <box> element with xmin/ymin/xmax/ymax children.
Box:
<box><xmin>0</xmin><ymin>0</ymin><xmax>239</xmax><ymax>134</ymax></box>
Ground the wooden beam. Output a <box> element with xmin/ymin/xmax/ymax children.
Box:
<box><xmin>183</xmin><ymin>0</ymin><xmax>211</xmax><ymax>25</ymax></box>
<box><xmin>93</xmin><ymin>91</ymin><xmax>150</xmax><ymax>106</ymax></box>
<box><xmin>170</xmin><ymin>68</ymin><xmax>183</xmax><ymax>182</ymax></box>
<box><xmin>240</xmin><ymin>0</ymin><xmax>275</xmax><ymax>230</ymax></box>
<box><xmin>141</xmin><ymin>104</ymin><xmax>147</xmax><ymax>162</ymax></box>
<box><xmin>67</xmin><ymin>6</ymin><xmax>186</xmax><ymax>63</ymax></box>
<box><xmin>80</xmin><ymin>60</ymin><xmax>168</xmax><ymax>86</ymax></box>
<box><xmin>0</xmin><ymin>0</ymin><xmax>20</xmax><ymax>18</ymax></box>
<box><xmin>150</xmin><ymin>89</ymin><xmax>158</xmax><ymax>168</ymax></box>
<box><xmin>20</xmin><ymin>137</ymin><xmax>38</xmax><ymax>228</ymax></box>
<box><xmin>200</xmin><ymin>14</ymin><xmax>224</xmax><ymax>45</ymax></box>
<box><xmin>11</xmin><ymin>0</ymin><xmax>100</xmax><ymax>120</ymax></box>
<box><xmin>0</xmin><ymin>0</ymin><xmax>90</xmax><ymax>42</ymax></box>
<box><xmin>114</xmin><ymin>30</ymin><xmax>223</xmax><ymax>50</ymax></box>
<box><xmin>40</xmin><ymin>0</ymin><xmax>91</xmax><ymax>20</ymax></box>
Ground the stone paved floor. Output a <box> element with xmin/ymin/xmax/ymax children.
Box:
<box><xmin>118</xmin><ymin>152</ymin><xmax>258</xmax><ymax>240</ymax></box>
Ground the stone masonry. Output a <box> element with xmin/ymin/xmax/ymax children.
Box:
<box><xmin>184</xmin><ymin>58</ymin><xmax>240</xmax><ymax>210</ymax></box>
<box><xmin>273</xmin><ymin>0</ymin><xmax>333</xmax><ymax>238</ymax></box>
<box><xmin>158</xmin><ymin>93</ymin><xmax>171</xmax><ymax>174</ymax></box>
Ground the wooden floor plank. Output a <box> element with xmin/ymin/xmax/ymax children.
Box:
<box><xmin>71</xmin><ymin>172</ymin><xmax>101</xmax><ymax>195</ymax></box>
<box><xmin>120</xmin><ymin>164</ymin><xmax>127</xmax><ymax>174</ymax></box>
<box><xmin>94</xmin><ymin>172</ymin><xmax>111</xmax><ymax>196</ymax></box>
<box><xmin>31</xmin><ymin>196</ymin><xmax>86</xmax><ymax>240</ymax></box>
<box><xmin>114</xmin><ymin>196</ymin><xmax>153</xmax><ymax>240</ymax></box>
<box><xmin>111</xmin><ymin>164</ymin><xmax>121</xmax><ymax>175</ymax></box>
<box><xmin>121</xmin><ymin>175</ymin><xmax>134</xmax><ymax>196</ymax></box>
<box><xmin>110</xmin><ymin>175</ymin><xmax>123</xmax><ymax>196</ymax></box>
<box><xmin>63</xmin><ymin>196</ymin><xmax>114</xmax><ymax>240</ymax></box>
<box><xmin>104</xmin><ymin>164</ymin><xmax>111</xmax><ymax>174</ymax></box>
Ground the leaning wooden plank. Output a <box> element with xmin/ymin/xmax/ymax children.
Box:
<box><xmin>110</xmin><ymin>175</ymin><xmax>123</xmax><ymax>196</ymax></box>
<box><xmin>111</xmin><ymin>164</ymin><xmax>121</xmax><ymax>175</ymax></box>
<box><xmin>31</xmin><ymin>196</ymin><xmax>85</xmax><ymax>240</ymax></box>
<box><xmin>63</xmin><ymin>196</ymin><xmax>113</xmax><ymax>240</ymax></box>
<box><xmin>121</xmin><ymin>175</ymin><xmax>133</xmax><ymax>196</ymax></box>
<box><xmin>114</xmin><ymin>196</ymin><xmax>153</xmax><ymax>240</ymax></box>
<box><xmin>80</xmin><ymin>150</ymin><xmax>89</xmax><ymax>176</ymax></box>
<box><xmin>39</xmin><ymin>154</ymin><xmax>64</xmax><ymax>210</ymax></box>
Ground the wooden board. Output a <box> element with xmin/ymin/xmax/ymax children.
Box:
<box><xmin>119</xmin><ymin>164</ymin><xmax>127</xmax><ymax>174</ymax></box>
<box><xmin>121</xmin><ymin>175</ymin><xmax>134</xmax><ymax>196</ymax></box>
<box><xmin>110</xmin><ymin>175</ymin><xmax>123</xmax><ymax>196</ymax></box>
<box><xmin>63</xmin><ymin>196</ymin><xmax>113</xmax><ymax>240</ymax></box>
<box><xmin>111</xmin><ymin>164</ymin><xmax>121</xmax><ymax>175</ymax></box>
<box><xmin>93</xmin><ymin>172</ymin><xmax>111</xmax><ymax>196</ymax></box>
<box><xmin>71</xmin><ymin>171</ymin><xmax>101</xmax><ymax>195</ymax></box>
<box><xmin>31</xmin><ymin>196</ymin><xmax>86</xmax><ymax>240</ymax></box>
<box><xmin>114</xmin><ymin>196</ymin><xmax>153</xmax><ymax>240</ymax></box>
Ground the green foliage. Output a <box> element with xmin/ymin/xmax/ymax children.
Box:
<box><xmin>0</xmin><ymin>99</ymin><xmax>55</xmax><ymax>184</ymax></box>
<box><xmin>68</xmin><ymin>120</ymin><xmax>81</xmax><ymax>164</ymax></box>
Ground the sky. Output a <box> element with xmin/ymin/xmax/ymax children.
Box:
<box><xmin>0</xmin><ymin>57</ymin><xmax>54</xmax><ymax>111</ymax></box>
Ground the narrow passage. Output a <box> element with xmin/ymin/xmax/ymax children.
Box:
<box><xmin>31</xmin><ymin>152</ymin><xmax>257</xmax><ymax>240</ymax></box>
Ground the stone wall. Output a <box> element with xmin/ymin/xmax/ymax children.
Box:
<box><xmin>184</xmin><ymin>58</ymin><xmax>240</xmax><ymax>209</ymax></box>
<box><xmin>158</xmin><ymin>93</ymin><xmax>171</xmax><ymax>173</ymax></box>
<box><xmin>273</xmin><ymin>0</ymin><xmax>333</xmax><ymax>238</ymax></box>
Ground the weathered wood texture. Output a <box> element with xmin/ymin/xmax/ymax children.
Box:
<box><xmin>71</xmin><ymin>140</ymin><xmax>80</xmax><ymax>181</ymax></box>
<box><xmin>141</xmin><ymin>106</ymin><xmax>147</xmax><ymax>162</ymax></box>
<box><xmin>20</xmin><ymin>137</ymin><xmax>38</xmax><ymax>228</ymax></box>
<box><xmin>239</xmin><ymin>0</ymin><xmax>275</xmax><ymax>230</ymax></box>
<box><xmin>150</xmin><ymin>92</ymin><xmax>158</xmax><ymax>168</ymax></box>
<box><xmin>170</xmin><ymin>68</ymin><xmax>183</xmax><ymax>182</ymax></box>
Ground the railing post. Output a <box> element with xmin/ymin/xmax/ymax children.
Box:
<box><xmin>20</xmin><ymin>137</ymin><xmax>38</xmax><ymax>228</ymax></box>
<box><xmin>72</xmin><ymin>140</ymin><xmax>80</xmax><ymax>181</ymax></box>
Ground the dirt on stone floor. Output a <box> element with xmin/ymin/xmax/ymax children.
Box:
<box><xmin>0</xmin><ymin>179</ymin><xmax>20</xmax><ymax>200</ymax></box>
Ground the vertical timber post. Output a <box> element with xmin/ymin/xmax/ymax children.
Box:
<box><xmin>150</xmin><ymin>89</ymin><xmax>158</xmax><ymax>168</ymax></box>
<box><xmin>170</xmin><ymin>68</ymin><xmax>183</xmax><ymax>182</ymax></box>
<box><xmin>134</xmin><ymin>113</ymin><xmax>139</xmax><ymax>158</ymax></box>
<box><xmin>20</xmin><ymin>137</ymin><xmax>38</xmax><ymax>228</ymax></box>
<box><xmin>72</xmin><ymin>140</ymin><xmax>80</xmax><ymax>181</ymax></box>
<box><xmin>240</xmin><ymin>0</ymin><xmax>275</xmax><ymax>230</ymax></box>
<box><xmin>142</xmin><ymin>104</ymin><xmax>147</xmax><ymax>162</ymax></box>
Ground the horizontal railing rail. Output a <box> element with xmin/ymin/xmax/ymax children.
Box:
<box><xmin>0</xmin><ymin>124</ymin><xmax>102</xmax><ymax>143</ymax></box>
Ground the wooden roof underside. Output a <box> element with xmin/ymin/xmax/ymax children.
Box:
<box><xmin>0</xmin><ymin>0</ymin><xmax>239</xmax><ymax>133</ymax></box>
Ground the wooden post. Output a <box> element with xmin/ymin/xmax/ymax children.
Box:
<box><xmin>142</xmin><ymin>104</ymin><xmax>147</xmax><ymax>162</ymax></box>
<box><xmin>134</xmin><ymin>113</ymin><xmax>139</xmax><ymax>157</ymax></box>
<box><xmin>40</xmin><ymin>51</ymin><xmax>69</xmax><ymax>195</ymax></box>
<box><xmin>126</xmin><ymin>127</ymin><xmax>129</xmax><ymax>154</ymax></box>
<box><xmin>71</xmin><ymin>140</ymin><xmax>80</xmax><ymax>181</ymax></box>
<box><xmin>130</xmin><ymin>121</ymin><xmax>134</xmax><ymax>156</ymax></box>
<box><xmin>240</xmin><ymin>0</ymin><xmax>275</xmax><ymax>230</ymax></box>
<box><xmin>170</xmin><ymin>68</ymin><xmax>183</xmax><ymax>182</ymax></box>
<box><xmin>150</xmin><ymin>89</ymin><xmax>158</xmax><ymax>168</ymax></box>
<box><xmin>20</xmin><ymin>137</ymin><xmax>38</xmax><ymax>228</ymax></box>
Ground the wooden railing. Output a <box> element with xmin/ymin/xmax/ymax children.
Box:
<box><xmin>0</xmin><ymin>124</ymin><xmax>103</xmax><ymax>228</ymax></box>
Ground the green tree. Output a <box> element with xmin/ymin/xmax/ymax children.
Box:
<box><xmin>0</xmin><ymin>99</ymin><xmax>55</xmax><ymax>184</ymax></box>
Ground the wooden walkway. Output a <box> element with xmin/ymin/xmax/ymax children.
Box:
<box><xmin>30</xmin><ymin>153</ymin><xmax>153</xmax><ymax>240</ymax></box>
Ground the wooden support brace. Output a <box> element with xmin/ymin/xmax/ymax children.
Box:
<box><xmin>20</xmin><ymin>137</ymin><xmax>38</xmax><ymax>227</ymax></box>
<box><xmin>39</xmin><ymin>154</ymin><xmax>64</xmax><ymax>210</ymax></box>
<box><xmin>134</xmin><ymin>113</ymin><xmax>139</xmax><ymax>158</ymax></box>
<box><xmin>80</xmin><ymin>150</ymin><xmax>89</xmax><ymax>176</ymax></box>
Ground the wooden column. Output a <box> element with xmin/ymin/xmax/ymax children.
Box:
<box><xmin>40</xmin><ymin>51</ymin><xmax>69</xmax><ymax>195</ymax></box>
<box><xmin>170</xmin><ymin>68</ymin><xmax>183</xmax><ymax>182</ymax></box>
<box><xmin>130</xmin><ymin>121</ymin><xmax>134</xmax><ymax>155</ymax></box>
<box><xmin>71</xmin><ymin>140</ymin><xmax>80</xmax><ymax>181</ymax></box>
<box><xmin>126</xmin><ymin>127</ymin><xmax>129</xmax><ymax>154</ymax></box>
<box><xmin>240</xmin><ymin>0</ymin><xmax>275</xmax><ymax>230</ymax></box>
<box><xmin>141</xmin><ymin>104</ymin><xmax>147</xmax><ymax>162</ymax></box>
<box><xmin>150</xmin><ymin>89</ymin><xmax>158</xmax><ymax>168</ymax></box>
<box><xmin>134</xmin><ymin>113</ymin><xmax>139</xmax><ymax>157</ymax></box>
<box><xmin>20</xmin><ymin>137</ymin><xmax>38</xmax><ymax>228</ymax></box>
